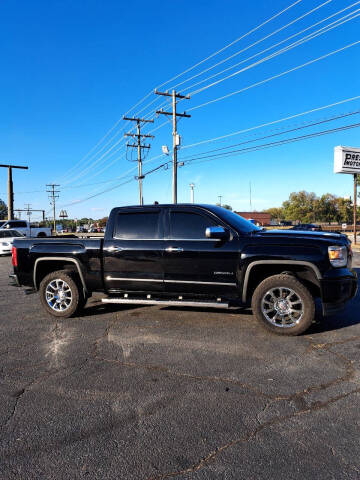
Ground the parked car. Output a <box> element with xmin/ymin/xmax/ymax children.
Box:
<box><xmin>290</xmin><ymin>224</ymin><xmax>323</xmax><ymax>231</ymax></box>
<box><xmin>10</xmin><ymin>204</ymin><xmax>357</xmax><ymax>336</ymax></box>
<box><xmin>0</xmin><ymin>229</ymin><xmax>24</xmax><ymax>255</ymax></box>
<box><xmin>0</xmin><ymin>220</ymin><xmax>51</xmax><ymax>237</ymax></box>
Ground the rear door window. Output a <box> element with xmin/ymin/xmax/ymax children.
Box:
<box><xmin>114</xmin><ymin>211</ymin><xmax>161</xmax><ymax>239</ymax></box>
<box><xmin>9</xmin><ymin>221</ymin><xmax>27</xmax><ymax>228</ymax></box>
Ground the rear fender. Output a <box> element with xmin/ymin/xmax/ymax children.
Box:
<box><xmin>33</xmin><ymin>257</ymin><xmax>88</xmax><ymax>295</ymax></box>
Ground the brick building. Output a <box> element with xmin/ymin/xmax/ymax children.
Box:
<box><xmin>235</xmin><ymin>211</ymin><xmax>271</xmax><ymax>226</ymax></box>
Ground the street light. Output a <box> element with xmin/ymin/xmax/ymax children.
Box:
<box><xmin>189</xmin><ymin>183</ymin><xmax>195</xmax><ymax>203</ymax></box>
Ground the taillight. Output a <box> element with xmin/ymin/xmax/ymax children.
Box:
<box><xmin>12</xmin><ymin>246</ymin><xmax>18</xmax><ymax>267</ymax></box>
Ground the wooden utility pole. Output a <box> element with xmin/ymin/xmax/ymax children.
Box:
<box><xmin>46</xmin><ymin>184</ymin><xmax>60</xmax><ymax>234</ymax></box>
<box><xmin>354</xmin><ymin>174</ymin><xmax>357</xmax><ymax>245</ymax></box>
<box><xmin>0</xmin><ymin>164</ymin><xmax>28</xmax><ymax>220</ymax></box>
<box><xmin>124</xmin><ymin>116</ymin><xmax>154</xmax><ymax>205</ymax></box>
<box><xmin>155</xmin><ymin>90</ymin><xmax>191</xmax><ymax>204</ymax></box>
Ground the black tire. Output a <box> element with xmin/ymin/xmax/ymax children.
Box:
<box><xmin>251</xmin><ymin>274</ymin><xmax>315</xmax><ymax>336</ymax></box>
<box><xmin>39</xmin><ymin>270</ymin><xmax>83</xmax><ymax>318</ymax></box>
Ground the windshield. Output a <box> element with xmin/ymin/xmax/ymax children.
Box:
<box><xmin>209</xmin><ymin>206</ymin><xmax>262</xmax><ymax>234</ymax></box>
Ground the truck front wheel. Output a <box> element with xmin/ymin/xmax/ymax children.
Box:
<box><xmin>251</xmin><ymin>274</ymin><xmax>315</xmax><ymax>336</ymax></box>
<box><xmin>39</xmin><ymin>270</ymin><xmax>83</xmax><ymax>318</ymax></box>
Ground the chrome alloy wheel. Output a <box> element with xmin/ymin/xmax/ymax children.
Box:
<box><xmin>45</xmin><ymin>279</ymin><xmax>72</xmax><ymax>312</ymax></box>
<box><xmin>261</xmin><ymin>287</ymin><xmax>304</xmax><ymax>328</ymax></box>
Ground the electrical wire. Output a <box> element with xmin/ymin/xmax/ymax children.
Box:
<box><xmin>179</xmin><ymin>109</ymin><xmax>360</xmax><ymax>159</ymax></box>
<box><xmin>61</xmin><ymin>8</ymin><xmax>359</xmax><ymax>186</ymax></box>
<box><xmin>60</xmin><ymin>120</ymin><xmax>360</xmax><ymax>208</ymax></box>
<box><xmin>182</xmin><ymin>95</ymin><xmax>360</xmax><ymax>149</ymax></box>
<box><xmin>153</xmin><ymin>0</ymin><xmax>303</xmax><ymax>91</ymax></box>
<box><xmin>58</xmin><ymin>1</ymin><xmax>349</xmax><ymax>187</ymax></box>
<box><xmin>172</xmin><ymin>0</ymin><xmax>332</xmax><ymax>93</ymax></box>
<box><xmin>181</xmin><ymin>121</ymin><xmax>360</xmax><ymax>164</ymax></box>
<box><xmin>56</xmin><ymin>0</ymin><xmax>304</xmax><ymax>184</ymax></box>
<box><xmin>188</xmin><ymin>40</ymin><xmax>360</xmax><ymax>112</ymax></box>
<box><xmin>188</xmin><ymin>6</ymin><xmax>360</xmax><ymax>95</ymax></box>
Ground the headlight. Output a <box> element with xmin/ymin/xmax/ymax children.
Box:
<box><xmin>1</xmin><ymin>242</ymin><xmax>9</xmax><ymax>246</ymax></box>
<box><xmin>328</xmin><ymin>246</ymin><xmax>347</xmax><ymax>267</ymax></box>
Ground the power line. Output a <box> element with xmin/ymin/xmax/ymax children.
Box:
<box><xmin>182</xmin><ymin>95</ymin><xmax>360</xmax><ymax>150</ymax></box>
<box><xmin>179</xmin><ymin>109</ymin><xmax>360</xmax><ymax>159</ymax></box>
<box><xmin>181</xmin><ymin>1</ymin><xmax>360</xmax><ymax>94</ymax></box>
<box><xmin>155</xmin><ymin>0</ymin><xmax>303</xmax><ymax>91</ymax></box>
<box><xmin>56</xmin><ymin>1</ymin><xmax>347</xmax><ymax>187</ymax></box>
<box><xmin>189</xmin><ymin>8</ymin><xmax>360</xmax><ymax>96</ymax></box>
<box><xmin>181</xmin><ymin>121</ymin><xmax>360</xmax><ymax>164</ymax></box>
<box><xmin>56</xmin><ymin>1</ymin><xmax>303</xmax><ymax>184</ymax></box>
<box><xmin>172</xmin><ymin>0</ymin><xmax>332</xmax><ymax>93</ymax></box>
<box><xmin>188</xmin><ymin>40</ymin><xmax>360</xmax><ymax>112</ymax></box>
<box><xmin>57</xmin><ymin>121</ymin><xmax>360</xmax><ymax>208</ymax></box>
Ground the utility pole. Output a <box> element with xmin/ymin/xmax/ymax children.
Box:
<box><xmin>124</xmin><ymin>116</ymin><xmax>154</xmax><ymax>205</ymax></box>
<box><xmin>249</xmin><ymin>181</ymin><xmax>252</xmax><ymax>210</ymax></box>
<box><xmin>155</xmin><ymin>89</ymin><xmax>191</xmax><ymax>204</ymax></box>
<box><xmin>14</xmin><ymin>209</ymin><xmax>46</xmax><ymax>222</ymax></box>
<box><xmin>46</xmin><ymin>184</ymin><xmax>60</xmax><ymax>234</ymax></box>
<box><xmin>24</xmin><ymin>203</ymin><xmax>32</xmax><ymax>223</ymax></box>
<box><xmin>0</xmin><ymin>164</ymin><xmax>28</xmax><ymax>220</ymax></box>
<box><xmin>189</xmin><ymin>183</ymin><xmax>195</xmax><ymax>203</ymax></box>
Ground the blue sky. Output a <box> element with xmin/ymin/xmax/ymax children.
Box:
<box><xmin>1</xmin><ymin>0</ymin><xmax>360</xmax><ymax>220</ymax></box>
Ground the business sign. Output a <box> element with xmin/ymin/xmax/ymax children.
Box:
<box><xmin>334</xmin><ymin>146</ymin><xmax>360</xmax><ymax>174</ymax></box>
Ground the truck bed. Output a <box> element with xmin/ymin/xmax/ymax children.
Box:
<box><xmin>14</xmin><ymin>237</ymin><xmax>104</xmax><ymax>292</ymax></box>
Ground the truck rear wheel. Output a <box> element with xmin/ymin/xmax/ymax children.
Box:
<box><xmin>39</xmin><ymin>270</ymin><xmax>83</xmax><ymax>318</ymax></box>
<box><xmin>251</xmin><ymin>274</ymin><xmax>315</xmax><ymax>336</ymax></box>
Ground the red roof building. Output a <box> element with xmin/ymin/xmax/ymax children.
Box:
<box><xmin>235</xmin><ymin>211</ymin><xmax>271</xmax><ymax>226</ymax></box>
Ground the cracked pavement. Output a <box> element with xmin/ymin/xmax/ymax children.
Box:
<box><xmin>0</xmin><ymin>256</ymin><xmax>360</xmax><ymax>479</ymax></box>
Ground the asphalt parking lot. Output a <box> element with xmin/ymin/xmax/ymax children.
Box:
<box><xmin>1</xmin><ymin>255</ymin><xmax>360</xmax><ymax>480</ymax></box>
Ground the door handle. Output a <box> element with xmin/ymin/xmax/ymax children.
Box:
<box><xmin>107</xmin><ymin>246</ymin><xmax>124</xmax><ymax>253</ymax></box>
<box><xmin>165</xmin><ymin>246</ymin><xmax>183</xmax><ymax>253</ymax></box>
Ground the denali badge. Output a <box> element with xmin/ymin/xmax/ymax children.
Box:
<box><xmin>214</xmin><ymin>272</ymin><xmax>233</xmax><ymax>275</ymax></box>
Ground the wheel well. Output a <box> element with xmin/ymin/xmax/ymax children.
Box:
<box><xmin>35</xmin><ymin>261</ymin><xmax>79</xmax><ymax>290</ymax></box>
<box><xmin>244</xmin><ymin>264</ymin><xmax>321</xmax><ymax>303</ymax></box>
<box><xmin>37</xmin><ymin>232</ymin><xmax>46</xmax><ymax>237</ymax></box>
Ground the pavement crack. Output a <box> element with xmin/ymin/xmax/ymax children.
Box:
<box><xmin>147</xmin><ymin>387</ymin><xmax>360</xmax><ymax>480</ymax></box>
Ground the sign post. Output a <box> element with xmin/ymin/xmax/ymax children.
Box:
<box><xmin>334</xmin><ymin>146</ymin><xmax>360</xmax><ymax>245</ymax></box>
<box><xmin>354</xmin><ymin>174</ymin><xmax>357</xmax><ymax>245</ymax></box>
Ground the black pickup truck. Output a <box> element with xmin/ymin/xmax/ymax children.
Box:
<box><xmin>10</xmin><ymin>204</ymin><xmax>357</xmax><ymax>335</ymax></box>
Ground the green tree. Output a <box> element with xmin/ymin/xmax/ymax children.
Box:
<box><xmin>315</xmin><ymin>193</ymin><xmax>338</xmax><ymax>223</ymax></box>
<box><xmin>282</xmin><ymin>191</ymin><xmax>317</xmax><ymax>223</ymax></box>
<box><xmin>335</xmin><ymin>197</ymin><xmax>353</xmax><ymax>224</ymax></box>
<box><xmin>264</xmin><ymin>207</ymin><xmax>284</xmax><ymax>222</ymax></box>
<box><xmin>216</xmin><ymin>203</ymin><xmax>232</xmax><ymax>210</ymax></box>
<box><xmin>98</xmin><ymin>217</ymin><xmax>108</xmax><ymax>227</ymax></box>
<box><xmin>0</xmin><ymin>198</ymin><xmax>7</xmax><ymax>219</ymax></box>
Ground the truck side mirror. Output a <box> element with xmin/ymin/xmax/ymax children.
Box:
<box><xmin>205</xmin><ymin>226</ymin><xmax>228</xmax><ymax>240</ymax></box>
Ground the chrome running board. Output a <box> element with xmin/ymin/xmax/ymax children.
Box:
<box><xmin>101</xmin><ymin>298</ymin><xmax>229</xmax><ymax>309</ymax></box>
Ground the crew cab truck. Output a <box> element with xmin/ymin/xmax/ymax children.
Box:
<box><xmin>10</xmin><ymin>204</ymin><xmax>357</xmax><ymax>336</ymax></box>
<box><xmin>1</xmin><ymin>220</ymin><xmax>51</xmax><ymax>237</ymax></box>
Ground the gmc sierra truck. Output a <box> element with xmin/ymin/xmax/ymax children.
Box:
<box><xmin>10</xmin><ymin>204</ymin><xmax>357</xmax><ymax>336</ymax></box>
